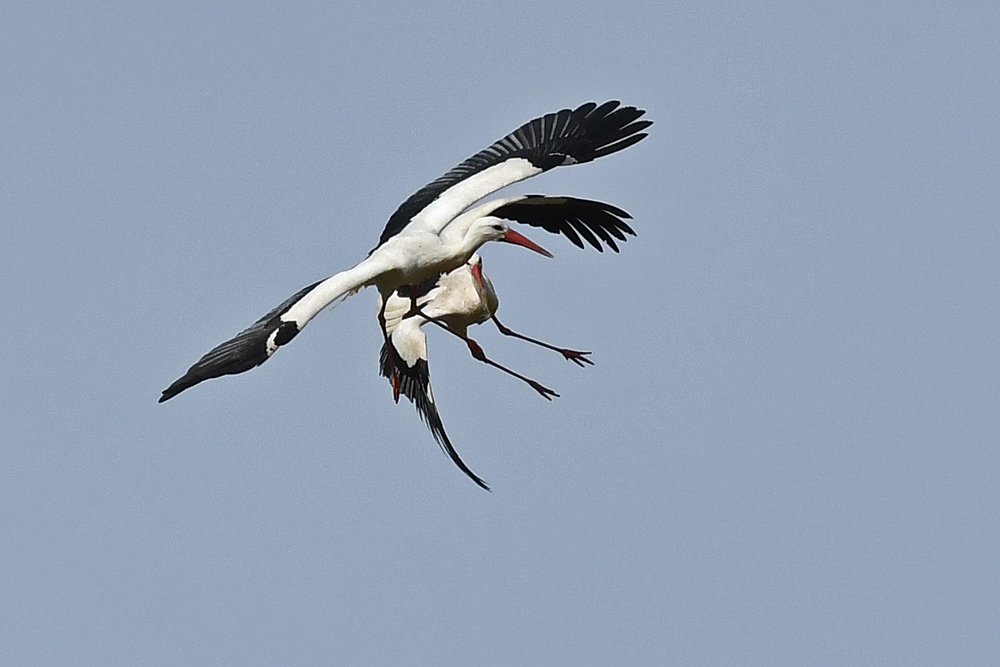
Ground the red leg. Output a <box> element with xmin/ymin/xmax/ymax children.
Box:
<box><xmin>415</xmin><ymin>308</ymin><xmax>560</xmax><ymax>400</ymax></box>
<box><xmin>491</xmin><ymin>315</ymin><xmax>594</xmax><ymax>367</ymax></box>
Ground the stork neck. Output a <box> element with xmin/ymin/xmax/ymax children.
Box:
<box><xmin>441</xmin><ymin>221</ymin><xmax>488</xmax><ymax>262</ymax></box>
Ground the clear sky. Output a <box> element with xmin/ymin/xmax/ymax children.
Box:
<box><xmin>3</xmin><ymin>2</ymin><xmax>998</xmax><ymax>664</ymax></box>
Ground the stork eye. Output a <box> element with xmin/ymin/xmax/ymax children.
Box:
<box><xmin>492</xmin><ymin>224</ymin><xmax>504</xmax><ymax>231</ymax></box>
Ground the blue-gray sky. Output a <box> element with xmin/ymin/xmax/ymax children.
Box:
<box><xmin>3</xmin><ymin>2</ymin><xmax>998</xmax><ymax>664</ymax></box>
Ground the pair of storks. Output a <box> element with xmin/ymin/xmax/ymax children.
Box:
<box><xmin>160</xmin><ymin>101</ymin><xmax>651</xmax><ymax>489</ymax></box>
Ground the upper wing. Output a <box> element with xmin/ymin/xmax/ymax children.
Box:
<box><xmin>159</xmin><ymin>279</ymin><xmax>322</xmax><ymax>402</ymax></box>
<box><xmin>379</xmin><ymin>322</ymin><xmax>490</xmax><ymax>490</ymax></box>
<box><xmin>373</xmin><ymin>101</ymin><xmax>650</xmax><ymax>250</ymax></box>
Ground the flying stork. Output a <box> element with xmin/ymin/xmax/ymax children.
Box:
<box><xmin>160</xmin><ymin>101</ymin><xmax>650</xmax><ymax>402</ymax></box>
<box><xmin>378</xmin><ymin>235</ymin><xmax>632</xmax><ymax>489</ymax></box>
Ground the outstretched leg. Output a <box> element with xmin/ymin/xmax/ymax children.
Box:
<box><xmin>416</xmin><ymin>308</ymin><xmax>559</xmax><ymax>400</ymax></box>
<box><xmin>463</xmin><ymin>337</ymin><xmax>559</xmax><ymax>400</ymax></box>
<box><xmin>490</xmin><ymin>315</ymin><xmax>594</xmax><ymax>367</ymax></box>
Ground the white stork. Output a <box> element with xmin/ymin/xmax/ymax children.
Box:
<box><xmin>379</xmin><ymin>238</ymin><xmax>633</xmax><ymax>489</ymax></box>
<box><xmin>160</xmin><ymin>101</ymin><xmax>650</xmax><ymax>402</ymax></box>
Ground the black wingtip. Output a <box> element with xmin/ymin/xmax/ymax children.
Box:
<box><xmin>492</xmin><ymin>195</ymin><xmax>637</xmax><ymax>253</ymax></box>
<box><xmin>473</xmin><ymin>475</ymin><xmax>492</xmax><ymax>492</ymax></box>
<box><xmin>564</xmin><ymin>100</ymin><xmax>651</xmax><ymax>164</ymax></box>
<box><xmin>158</xmin><ymin>372</ymin><xmax>203</xmax><ymax>402</ymax></box>
<box><xmin>158</xmin><ymin>386</ymin><xmax>180</xmax><ymax>403</ymax></box>
<box><xmin>157</xmin><ymin>280</ymin><xmax>323</xmax><ymax>404</ymax></box>
<box><xmin>380</xmin><ymin>340</ymin><xmax>491</xmax><ymax>491</ymax></box>
<box><xmin>156</xmin><ymin>330</ymin><xmax>270</xmax><ymax>404</ymax></box>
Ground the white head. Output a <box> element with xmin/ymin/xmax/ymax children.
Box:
<box><xmin>463</xmin><ymin>217</ymin><xmax>553</xmax><ymax>258</ymax></box>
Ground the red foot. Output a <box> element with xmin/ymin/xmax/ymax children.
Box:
<box><xmin>529</xmin><ymin>381</ymin><xmax>559</xmax><ymax>401</ymax></box>
<box><xmin>560</xmin><ymin>349</ymin><xmax>594</xmax><ymax>367</ymax></box>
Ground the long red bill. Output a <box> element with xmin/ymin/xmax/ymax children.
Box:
<box><xmin>501</xmin><ymin>229</ymin><xmax>553</xmax><ymax>258</ymax></box>
<box><xmin>470</xmin><ymin>259</ymin><xmax>484</xmax><ymax>286</ymax></box>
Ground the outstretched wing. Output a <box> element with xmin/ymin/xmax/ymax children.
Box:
<box><xmin>160</xmin><ymin>255</ymin><xmax>389</xmax><ymax>403</ymax></box>
<box><xmin>379</xmin><ymin>319</ymin><xmax>490</xmax><ymax>491</ymax></box>
<box><xmin>159</xmin><ymin>280</ymin><xmax>322</xmax><ymax>402</ymax></box>
<box><xmin>374</xmin><ymin>101</ymin><xmax>650</xmax><ymax>249</ymax></box>
<box><xmin>489</xmin><ymin>195</ymin><xmax>636</xmax><ymax>252</ymax></box>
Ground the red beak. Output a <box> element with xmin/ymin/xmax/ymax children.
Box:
<box><xmin>501</xmin><ymin>229</ymin><xmax>553</xmax><ymax>258</ymax></box>
<box><xmin>470</xmin><ymin>260</ymin><xmax>484</xmax><ymax>286</ymax></box>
